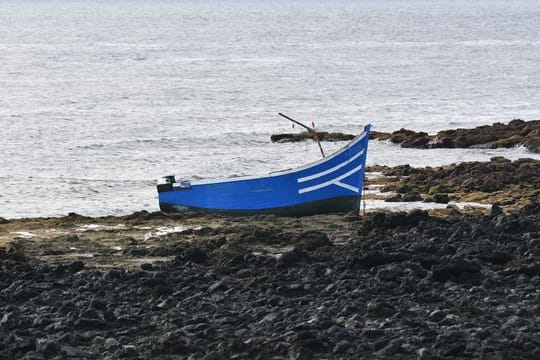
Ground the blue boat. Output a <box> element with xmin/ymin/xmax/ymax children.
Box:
<box><xmin>157</xmin><ymin>124</ymin><xmax>371</xmax><ymax>216</ymax></box>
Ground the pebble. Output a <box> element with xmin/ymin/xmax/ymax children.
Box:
<box><xmin>104</xmin><ymin>337</ymin><xmax>120</xmax><ymax>348</ymax></box>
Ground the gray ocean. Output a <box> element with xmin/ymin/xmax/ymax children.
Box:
<box><xmin>1</xmin><ymin>0</ymin><xmax>540</xmax><ymax>218</ymax></box>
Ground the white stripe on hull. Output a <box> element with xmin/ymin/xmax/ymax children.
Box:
<box><xmin>297</xmin><ymin>149</ymin><xmax>365</xmax><ymax>183</ymax></box>
<box><xmin>298</xmin><ymin>164</ymin><xmax>363</xmax><ymax>194</ymax></box>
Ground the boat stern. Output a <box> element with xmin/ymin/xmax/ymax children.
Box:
<box><xmin>157</xmin><ymin>175</ymin><xmax>176</xmax><ymax>193</ymax></box>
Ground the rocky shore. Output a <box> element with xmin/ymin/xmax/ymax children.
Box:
<box><xmin>372</xmin><ymin>119</ymin><xmax>540</xmax><ymax>153</ymax></box>
<box><xmin>271</xmin><ymin>119</ymin><xmax>540</xmax><ymax>153</ymax></box>
<box><xmin>2</xmin><ymin>204</ymin><xmax>540</xmax><ymax>359</ymax></box>
<box><xmin>367</xmin><ymin>157</ymin><xmax>540</xmax><ymax>212</ymax></box>
<box><xmin>2</xmin><ymin>151</ymin><xmax>540</xmax><ymax>359</ymax></box>
<box><xmin>270</xmin><ymin>132</ymin><xmax>355</xmax><ymax>143</ymax></box>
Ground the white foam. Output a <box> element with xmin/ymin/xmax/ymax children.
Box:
<box><xmin>11</xmin><ymin>231</ymin><xmax>34</xmax><ymax>239</ymax></box>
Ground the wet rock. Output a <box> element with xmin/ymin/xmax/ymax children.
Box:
<box><xmin>68</xmin><ymin>260</ymin><xmax>84</xmax><ymax>273</ymax></box>
<box><xmin>92</xmin><ymin>336</ymin><xmax>105</xmax><ymax>345</ymax></box>
<box><xmin>428</xmin><ymin>310</ymin><xmax>447</xmax><ymax>322</ymax></box>
<box><xmin>514</xmin><ymin>263</ymin><xmax>540</xmax><ymax>277</ymax></box>
<box><xmin>295</xmin><ymin>230</ymin><xmax>331</xmax><ymax>250</ymax></box>
<box><xmin>277</xmin><ymin>248</ymin><xmax>308</xmax><ymax>266</ymax></box>
<box><xmin>140</xmin><ymin>263</ymin><xmax>153</xmax><ymax>271</ymax></box>
<box><xmin>67</xmin><ymin>212</ymin><xmax>86</xmax><ymax>219</ymax></box>
<box><xmin>524</xmin><ymin>136</ymin><xmax>540</xmax><ymax>153</ymax></box>
<box><xmin>75</xmin><ymin>313</ymin><xmax>108</xmax><ymax>330</ymax></box>
<box><xmin>5</xmin><ymin>243</ymin><xmax>26</xmax><ymax>261</ymax></box>
<box><xmin>11</xmin><ymin>287</ymin><xmax>40</xmax><ymax>302</ymax></box>
<box><xmin>361</xmin><ymin>210</ymin><xmax>430</xmax><ymax>230</ymax></box>
<box><xmin>183</xmin><ymin>246</ymin><xmax>208</xmax><ymax>263</ymax></box>
<box><xmin>490</xmin><ymin>204</ymin><xmax>504</xmax><ymax>216</ymax></box>
<box><xmin>432</xmin><ymin>260</ymin><xmax>481</xmax><ymax>282</ymax></box>
<box><xmin>208</xmin><ymin>279</ymin><xmax>228</xmax><ymax>292</ymax></box>
<box><xmin>10</xmin><ymin>335</ymin><xmax>36</xmax><ymax>353</ymax></box>
<box><xmin>377</xmin><ymin>339</ymin><xmax>402</xmax><ymax>355</ymax></box>
<box><xmin>417</xmin><ymin>347</ymin><xmax>433</xmax><ymax>359</ymax></box>
<box><xmin>355</xmin><ymin>251</ymin><xmax>400</xmax><ymax>269</ymax></box>
<box><xmin>105</xmin><ymin>337</ymin><xmax>120</xmax><ymax>349</ymax></box>
<box><xmin>389</xmin><ymin>129</ymin><xmax>430</xmax><ymax>148</ymax></box>
<box><xmin>54</xmin><ymin>234</ymin><xmax>80</xmax><ymax>242</ymax></box>
<box><xmin>375</xmin><ymin>265</ymin><xmax>401</xmax><ymax>281</ymax></box>
<box><xmin>36</xmin><ymin>339</ymin><xmax>61</xmax><ymax>358</ymax></box>
<box><xmin>333</xmin><ymin>339</ymin><xmax>353</xmax><ymax>354</ymax></box>
<box><xmin>157</xmin><ymin>331</ymin><xmax>192</xmax><ymax>354</ymax></box>
<box><xmin>0</xmin><ymin>312</ymin><xmax>14</xmax><ymax>328</ymax></box>
<box><xmin>384</xmin><ymin>193</ymin><xmax>402</xmax><ymax>202</ymax></box>
<box><xmin>432</xmin><ymin>193</ymin><xmax>450</xmax><ymax>204</ymax></box>
<box><xmin>477</xmin><ymin>252</ymin><xmax>513</xmax><ymax>265</ymax></box>
<box><xmin>377</xmin><ymin>119</ymin><xmax>540</xmax><ymax>151</ymax></box>
<box><xmin>143</xmin><ymin>211</ymin><xmax>170</xmax><ymax>220</ymax></box>
<box><xmin>21</xmin><ymin>351</ymin><xmax>46</xmax><ymax>360</ymax></box>
<box><xmin>271</xmin><ymin>131</ymin><xmax>355</xmax><ymax>143</ymax></box>
<box><xmin>118</xmin><ymin>344</ymin><xmax>139</xmax><ymax>357</ymax></box>
<box><xmin>401</xmin><ymin>192</ymin><xmax>422</xmax><ymax>202</ymax></box>
<box><xmin>378</xmin><ymin>157</ymin><xmax>540</xmax><ymax>212</ymax></box>
<box><xmin>444</xmin><ymin>343</ymin><xmax>467</xmax><ymax>357</ymax></box>
<box><xmin>520</xmin><ymin>201</ymin><xmax>540</xmax><ymax>215</ymax></box>
<box><xmin>124</xmin><ymin>246</ymin><xmax>150</xmax><ymax>256</ymax></box>
<box><xmin>367</xmin><ymin>301</ymin><xmax>396</xmax><ymax>317</ymax></box>
<box><xmin>388</xmin><ymin>210</ymin><xmax>430</xmax><ymax>227</ymax></box>
<box><xmin>369</xmin><ymin>131</ymin><xmax>392</xmax><ymax>141</ymax></box>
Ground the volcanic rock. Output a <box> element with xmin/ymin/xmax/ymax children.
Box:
<box><xmin>373</xmin><ymin>119</ymin><xmax>540</xmax><ymax>152</ymax></box>
<box><xmin>375</xmin><ymin>158</ymin><xmax>540</xmax><ymax>211</ymax></box>
<box><xmin>4</xmin><ymin>243</ymin><xmax>27</xmax><ymax>261</ymax></box>
<box><xmin>294</xmin><ymin>230</ymin><xmax>331</xmax><ymax>250</ymax></box>
<box><xmin>432</xmin><ymin>260</ymin><xmax>481</xmax><ymax>282</ymax></box>
<box><xmin>270</xmin><ymin>131</ymin><xmax>355</xmax><ymax>143</ymax></box>
<box><xmin>2</xmin><ymin>209</ymin><xmax>540</xmax><ymax>359</ymax></box>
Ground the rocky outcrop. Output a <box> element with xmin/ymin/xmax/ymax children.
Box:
<box><xmin>373</xmin><ymin>119</ymin><xmax>540</xmax><ymax>152</ymax></box>
<box><xmin>271</xmin><ymin>120</ymin><xmax>540</xmax><ymax>152</ymax></box>
<box><xmin>271</xmin><ymin>131</ymin><xmax>355</xmax><ymax>143</ymax></box>
<box><xmin>380</xmin><ymin>157</ymin><xmax>540</xmax><ymax>193</ymax></box>
<box><xmin>368</xmin><ymin>157</ymin><xmax>540</xmax><ymax>209</ymax></box>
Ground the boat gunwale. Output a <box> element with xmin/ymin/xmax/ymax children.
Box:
<box><xmin>178</xmin><ymin>125</ymin><xmax>370</xmax><ymax>187</ymax></box>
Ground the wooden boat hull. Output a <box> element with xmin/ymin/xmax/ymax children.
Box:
<box><xmin>159</xmin><ymin>195</ymin><xmax>360</xmax><ymax>216</ymax></box>
<box><xmin>157</xmin><ymin>124</ymin><xmax>370</xmax><ymax>216</ymax></box>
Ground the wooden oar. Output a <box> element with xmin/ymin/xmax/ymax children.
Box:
<box><xmin>278</xmin><ymin>113</ymin><xmax>326</xmax><ymax>158</ymax></box>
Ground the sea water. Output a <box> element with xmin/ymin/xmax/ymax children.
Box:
<box><xmin>1</xmin><ymin>0</ymin><xmax>539</xmax><ymax>218</ymax></box>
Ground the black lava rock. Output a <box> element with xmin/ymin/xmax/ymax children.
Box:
<box><xmin>2</xmin><ymin>209</ymin><xmax>540</xmax><ymax>359</ymax></box>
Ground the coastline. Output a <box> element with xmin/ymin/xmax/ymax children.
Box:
<box><xmin>2</xmin><ymin>205</ymin><xmax>540</xmax><ymax>358</ymax></box>
<box><xmin>2</xmin><ymin>127</ymin><xmax>540</xmax><ymax>358</ymax></box>
<box><xmin>2</xmin><ymin>1</ymin><xmax>540</xmax><ymax>357</ymax></box>
<box><xmin>3</xmin><ymin>154</ymin><xmax>539</xmax><ymax>267</ymax></box>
